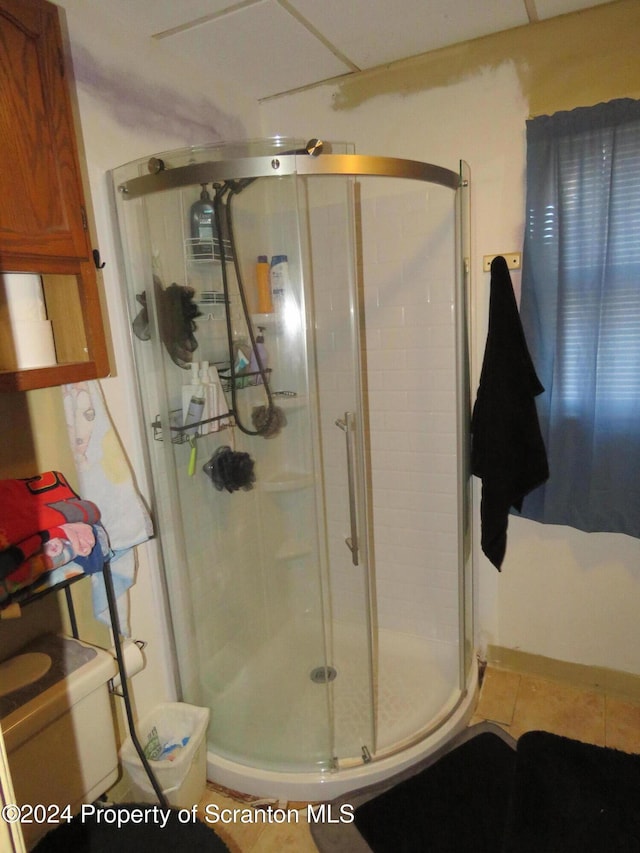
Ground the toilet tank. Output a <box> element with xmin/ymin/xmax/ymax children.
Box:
<box><xmin>0</xmin><ymin>634</ymin><xmax>118</xmax><ymax>848</ymax></box>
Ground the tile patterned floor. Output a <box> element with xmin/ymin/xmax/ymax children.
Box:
<box><xmin>196</xmin><ymin>786</ymin><xmax>319</xmax><ymax>852</ymax></box>
<box><xmin>196</xmin><ymin>664</ymin><xmax>640</xmax><ymax>851</ymax></box>
<box><xmin>470</xmin><ymin>665</ymin><xmax>640</xmax><ymax>753</ymax></box>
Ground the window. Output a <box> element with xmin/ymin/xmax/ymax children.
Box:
<box><xmin>517</xmin><ymin>98</ymin><xmax>640</xmax><ymax>537</ymax></box>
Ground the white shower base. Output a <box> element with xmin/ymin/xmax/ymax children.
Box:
<box><xmin>204</xmin><ymin>620</ymin><xmax>478</xmax><ymax>801</ymax></box>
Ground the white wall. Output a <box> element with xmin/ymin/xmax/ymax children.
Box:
<box><xmin>53</xmin><ymin>0</ymin><xmax>262</xmax><ymax>718</ymax></box>
<box><xmin>260</xmin><ymin>59</ymin><xmax>640</xmax><ymax>676</ymax></box>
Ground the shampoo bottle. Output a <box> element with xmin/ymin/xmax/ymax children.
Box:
<box><xmin>256</xmin><ymin>255</ymin><xmax>273</xmax><ymax>313</ymax></box>
<box><xmin>270</xmin><ymin>254</ymin><xmax>289</xmax><ymax>312</ymax></box>
<box><xmin>190</xmin><ymin>184</ymin><xmax>214</xmax><ymax>257</ymax></box>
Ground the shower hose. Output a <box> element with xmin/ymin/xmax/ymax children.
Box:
<box><xmin>212</xmin><ymin>182</ymin><xmax>277</xmax><ymax>437</ymax></box>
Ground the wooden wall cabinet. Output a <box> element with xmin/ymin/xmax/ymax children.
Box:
<box><xmin>0</xmin><ymin>0</ymin><xmax>110</xmax><ymax>391</ymax></box>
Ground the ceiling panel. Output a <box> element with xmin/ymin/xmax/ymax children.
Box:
<box><xmin>144</xmin><ymin>0</ymin><xmax>234</xmax><ymax>35</ymax></box>
<box><xmin>96</xmin><ymin>0</ymin><xmax>236</xmax><ymax>37</ymax></box>
<box><xmin>288</xmin><ymin>0</ymin><xmax>529</xmax><ymax>69</ymax></box>
<box><xmin>77</xmin><ymin>0</ymin><xmax>617</xmax><ymax>101</ymax></box>
<box><xmin>160</xmin><ymin>0</ymin><xmax>352</xmax><ymax>100</ymax></box>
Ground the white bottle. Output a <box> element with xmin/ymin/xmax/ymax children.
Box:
<box><xmin>182</xmin><ymin>362</ymin><xmax>202</xmax><ymax>436</ymax></box>
<box><xmin>199</xmin><ymin>360</ymin><xmax>216</xmax><ymax>434</ymax></box>
<box><xmin>270</xmin><ymin>254</ymin><xmax>289</xmax><ymax>312</ymax></box>
<box><xmin>183</xmin><ymin>388</ymin><xmax>205</xmax><ymax>437</ymax></box>
<box><xmin>208</xmin><ymin>363</ymin><xmax>230</xmax><ymax>429</ymax></box>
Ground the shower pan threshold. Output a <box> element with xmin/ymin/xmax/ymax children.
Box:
<box><xmin>206</xmin><ymin>660</ymin><xmax>478</xmax><ymax>801</ymax></box>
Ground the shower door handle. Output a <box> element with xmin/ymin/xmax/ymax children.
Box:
<box><xmin>335</xmin><ymin>412</ymin><xmax>359</xmax><ymax>566</ymax></box>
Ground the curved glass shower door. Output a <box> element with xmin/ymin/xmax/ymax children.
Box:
<box><xmin>112</xmin><ymin>141</ymin><xmax>375</xmax><ymax>774</ymax></box>
<box><xmin>300</xmin><ymin>173</ymin><xmax>377</xmax><ymax>763</ymax></box>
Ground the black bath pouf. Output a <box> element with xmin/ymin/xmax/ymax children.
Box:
<box><xmin>34</xmin><ymin>803</ymin><xmax>229</xmax><ymax>852</ymax></box>
<box><xmin>202</xmin><ymin>445</ymin><xmax>256</xmax><ymax>493</ymax></box>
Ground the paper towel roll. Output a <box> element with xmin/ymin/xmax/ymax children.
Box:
<box><xmin>1</xmin><ymin>273</ymin><xmax>48</xmax><ymax>321</ymax></box>
<box><xmin>0</xmin><ymin>319</ymin><xmax>57</xmax><ymax>370</ymax></box>
<box><xmin>11</xmin><ymin>320</ymin><xmax>57</xmax><ymax>369</ymax></box>
<box><xmin>109</xmin><ymin>639</ymin><xmax>146</xmax><ymax>689</ymax></box>
<box><xmin>0</xmin><ymin>273</ymin><xmax>57</xmax><ymax>369</ymax></box>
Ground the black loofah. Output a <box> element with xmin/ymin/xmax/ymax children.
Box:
<box><xmin>202</xmin><ymin>446</ymin><xmax>256</xmax><ymax>493</ymax></box>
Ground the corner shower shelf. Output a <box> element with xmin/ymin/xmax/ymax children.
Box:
<box><xmin>275</xmin><ymin>539</ymin><xmax>313</xmax><ymax>561</ymax></box>
<box><xmin>185</xmin><ymin>237</ymin><xmax>233</xmax><ymax>263</ymax></box>
<box><xmin>250</xmin><ymin>312</ymin><xmax>279</xmax><ymax>327</ymax></box>
<box><xmin>196</xmin><ymin>291</ymin><xmax>226</xmax><ymax>320</ymax></box>
<box><xmin>271</xmin><ymin>392</ymin><xmax>308</xmax><ymax>411</ymax></box>
<box><xmin>259</xmin><ymin>471</ymin><xmax>314</xmax><ymax>492</ymax></box>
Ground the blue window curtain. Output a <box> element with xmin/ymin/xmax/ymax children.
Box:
<box><xmin>518</xmin><ymin>98</ymin><xmax>640</xmax><ymax>538</ymax></box>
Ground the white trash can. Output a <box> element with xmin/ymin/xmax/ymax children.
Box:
<box><xmin>120</xmin><ymin>702</ymin><xmax>209</xmax><ymax>809</ymax></box>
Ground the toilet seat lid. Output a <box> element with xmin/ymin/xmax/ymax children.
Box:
<box><xmin>0</xmin><ymin>652</ymin><xmax>52</xmax><ymax>697</ymax></box>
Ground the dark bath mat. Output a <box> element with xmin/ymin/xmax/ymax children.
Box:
<box><xmin>354</xmin><ymin>730</ymin><xmax>516</xmax><ymax>853</ymax></box>
<box><xmin>310</xmin><ymin>723</ymin><xmax>516</xmax><ymax>853</ymax></box>
<box><xmin>33</xmin><ymin>803</ymin><xmax>229</xmax><ymax>852</ymax></box>
<box><xmin>501</xmin><ymin>730</ymin><xmax>640</xmax><ymax>853</ymax></box>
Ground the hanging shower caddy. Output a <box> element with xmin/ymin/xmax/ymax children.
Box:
<box><xmin>150</xmin><ymin>363</ymin><xmax>283</xmax><ymax>442</ymax></box>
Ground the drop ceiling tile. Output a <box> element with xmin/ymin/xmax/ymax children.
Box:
<box><xmin>288</xmin><ymin>0</ymin><xmax>529</xmax><ymax>69</ymax></box>
<box><xmin>149</xmin><ymin>0</ymin><xmax>239</xmax><ymax>35</ymax></box>
<box><xmin>160</xmin><ymin>0</ymin><xmax>351</xmax><ymax>99</ymax></box>
<box><xmin>89</xmin><ymin>0</ymin><xmax>238</xmax><ymax>37</ymax></box>
<box><xmin>534</xmin><ymin>0</ymin><xmax>614</xmax><ymax>20</ymax></box>
<box><xmin>76</xmin><ymin>0</ymin><xmax>618</xmax><ymax>103</ymax></box>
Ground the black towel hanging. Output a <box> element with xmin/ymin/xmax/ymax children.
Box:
<box><xmin>470</xmin><ymin>256</ymin><xmax>549</xmax><ymax>570</ymax></box>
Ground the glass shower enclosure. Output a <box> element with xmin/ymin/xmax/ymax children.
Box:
<box><xmin>112</xmin><ymin>139</ymin><xmax>472</xmax><ymax>794</ymax></box>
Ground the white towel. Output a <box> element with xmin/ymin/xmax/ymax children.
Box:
<box><xmin>62</xmin><ymin>381</ymin><xmax>152</xmax><ymax>635</ymax></box>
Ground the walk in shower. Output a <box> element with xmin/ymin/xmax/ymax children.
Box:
<box><xmin>112</xmin><ymin>139</ymin><xmax>474</xmax><ymax>799</ymax></box>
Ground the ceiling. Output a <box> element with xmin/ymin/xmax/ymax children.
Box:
<box><xmin>99</xmin><ymin>0</ymin><xmax>614</xmax><ymax>101</ymax></box>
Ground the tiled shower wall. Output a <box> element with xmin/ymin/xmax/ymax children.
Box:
<box><xmin>313</xmin><ymin>179</ymin><xmax>460</xmax><ymax>645</ymax></box>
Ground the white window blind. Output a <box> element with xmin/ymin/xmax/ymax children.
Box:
<box><xmin>518</xmin><ymin>98</ymin><xmax>640</xmax><ymax>537</ymax></box>
<box><xmin>537</xmin><ymin>126</ymin><xmax>640</xmax><ymax>411</ymax></box>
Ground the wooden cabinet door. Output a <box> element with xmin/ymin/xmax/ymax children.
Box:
<box><xmin>0</xmin><ymin>0</ymin><xmax>90</xmax><ymax>264</ymax></box>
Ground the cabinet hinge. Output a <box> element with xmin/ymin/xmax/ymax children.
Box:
<box><xmin>80</xmin><ymin>206</ymin><xmax>88</xmax><ymax>231</ymax></box>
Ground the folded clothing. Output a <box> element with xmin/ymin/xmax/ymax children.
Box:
<box><xmin>0</xmin><ymin>472</ymin><xmax>100</xmax><ymax>582</ymax></box>
<box><xmin>0</xmin><ymin>523</ymin><xmax>110</xmax><ymax>605</ymax></box>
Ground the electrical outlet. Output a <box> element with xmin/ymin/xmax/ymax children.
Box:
<box><xmin>483</xmin><ymin>253</ymin><xmax>521</xmax><ymax>272</ymax></box>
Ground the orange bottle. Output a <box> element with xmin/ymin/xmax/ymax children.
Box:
<box><xmin>256</xmin><ymin>255</ymin><xmax>273</xmax><ymax>313</ymax></box>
